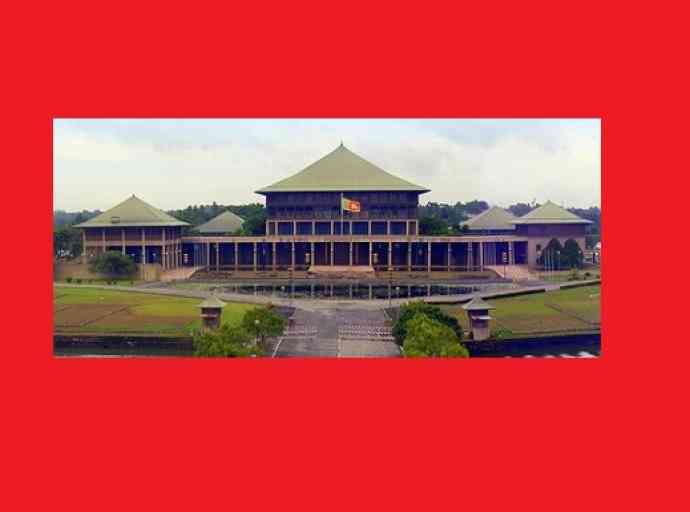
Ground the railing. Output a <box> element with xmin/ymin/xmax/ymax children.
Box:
<box><xmin>267</xmin><ymin>212</ymin><xmax>416</xmax><ymax>220</ymax></box>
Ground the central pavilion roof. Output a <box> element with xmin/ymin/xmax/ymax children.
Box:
<box><xmin>461</xmin><ymin>206</ymin><xmax>516</xmax><ymax>231</ymax></box>
<box><xmin>194</xmin><ymin>210</ymin><xmax>245</xmax><ymax>234</ymax></box>
<box><xmin>255</xmin><ymin>143</ymin><xmax>430</xmax><ymax>194</ymax></box>
<box><xmin>511</xmin><ymin>201</ymin><xmax>592</xmax><ymax>225</ymax></box>
<box><xmin>74</xmin><ymin>195</ymin><xmax>189</xmax><ymax>228</ymax></box>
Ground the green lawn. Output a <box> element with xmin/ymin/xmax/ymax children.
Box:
<box><xmin>54</xmin><ymin>287</ymin><xmax>256</xmax><ymax>335</ymax></box>
<box><xmin>441</xmin><ymin>284</ymin><xmax>601</xmax><ymax>337</ymax></box>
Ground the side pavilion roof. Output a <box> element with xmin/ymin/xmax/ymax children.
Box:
<box><xmin>461</xmin><ymin>206</ymin><xmax>516</xmax><ymax>231</ymax></box>
<box><xmin>255</xmin><ymin>143</ymin><xmax>430</xmax><ymax>194</ymax></box>
<box><xmin>194</xmin><ymin>210</ymin><xmax>245</xmax><ymax>234</ymax></box>
<box><xmin>74</xmin><ymin>195</ymin><xmax>189</xmax><ymax>228</ymax></box>
<box><xmin>511</xmin><ymin>201</ymin><xmax>592</xmax><ymax>225</ymax></box>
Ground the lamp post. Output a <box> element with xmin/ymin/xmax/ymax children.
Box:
<box><xmin>254</xmin><ymin>318</ymin><xmax>261</xmax><ymax>347</ymax></box>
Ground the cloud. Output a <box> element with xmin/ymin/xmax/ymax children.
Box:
<box><xmin>53</xmin><ymin>119</ymin><xmax>600</xmax><ymax>211</ymax></box>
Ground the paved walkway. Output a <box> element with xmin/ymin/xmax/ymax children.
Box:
<box><xmin>264</xmin><ymin>307</ymin><xmax>400</xmax><ymax>357</ymax></box>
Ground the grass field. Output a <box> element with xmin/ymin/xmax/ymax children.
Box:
<box><xmin>441</xmin><ymin>284</ymin><xmax>601</xmax><ymax>337</ymax></box>
<box><xmin>54</xmin><ymin>287</ymin><xmax>256</xmax><ymax>335</ymax></box>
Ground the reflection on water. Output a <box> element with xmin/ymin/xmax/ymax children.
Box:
<box><xmin>198</xmin><ymin>281</ymin><xmax>517</xmax><ymax>300</ymax></box>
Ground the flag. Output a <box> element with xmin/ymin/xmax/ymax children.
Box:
<box><xmin>341</xmin><ymin>196</ymin><xmax>361</xmax><ymax>213</ymax></box>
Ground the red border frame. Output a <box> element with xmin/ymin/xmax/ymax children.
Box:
<box><xmin>4</xmin><ymin>2</ymin><xmax>685</xmax><ymax>509</ymax></box>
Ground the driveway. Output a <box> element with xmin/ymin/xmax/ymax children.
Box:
<box><xmin>265</xmin><ymin>306</ymin><xmax>401</xmax><ymax>358</ymax></box>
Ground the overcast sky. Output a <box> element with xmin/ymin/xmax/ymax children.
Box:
<box><xmin>53</xmin><ymin>119</ymin><xmax>600</xmax><ymax>211</ymax></box>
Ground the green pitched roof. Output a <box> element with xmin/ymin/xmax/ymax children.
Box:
<box><xmin>194</xmin><ymin>210</ymin><xmax>244</xmax><ymax>234</ymax></box>
<box><xmin>461</xmin><ymin>206</ymin><xmax>516</xmax><ymax>231</ymax></box>
<box><xmin>74</xmin><ymin>195</ymin><xmax>189</xmax><ymax>228</ymax></box>
<box><xmin>197</xmin><ymin>295</ymin><xmax>226</xmax><ymax>309</ymax></box>
<box><xmin>511</xmin><ymin>201</ymin><xmax>592</xmax><ymax>225</ymax></box>
<box><xmin>256</xmin><ymin>144</ymin><xmax>430</xmax><ymax>194</ymax></box>
<box><xmin>462</xmin><ymin>296</ymin><xmax>495</xmax><ymax>311</ymax></box>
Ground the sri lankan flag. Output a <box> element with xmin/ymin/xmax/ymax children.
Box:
<box><xmin>341</xmin><ymin>196</ymin><xmax>361</xmax><ymax>213</ymax></box>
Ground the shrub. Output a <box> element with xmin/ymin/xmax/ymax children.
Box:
<box><xmin>563</xmin><ymin>239</ymin><xmax>584</xmax><ymax>269</ymax></box>
<box><xmin>403</xmin><ymin>314</ymin><xmax>469</xmax><ymax>358</ymax></box>
<box><xmin>66</xmin><ymin>277</ymin><xmax>73</xmax><ymax>283</ymax></box>
<box><xmin>490</xmin><ymin>327</ymin><xmax>514</xmax><ymax>340</ymax></box>
<box><xmin>241</xmin><ymin>306</ymin><xmax>286</xmax><ymax>348</ymax></box>
<box><xmin>192</xmin><ymin>323</ymin><xmax>263</xmax><ymax>357</ymax></box>
<box><xmin>75</xmin><ymin>278</ymin><xmax>82</xmax><ymax>284</ymax></box>
<box><xmin>392</xmin><ymin>301</ymin><xmax>462</xmax><ymax>345</ymax></box>
<box><xmin>89</xmin><ymin>251</ymin><xmax>136</xmax><ymax>278</ymax></box>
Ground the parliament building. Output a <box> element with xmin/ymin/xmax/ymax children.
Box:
<box><xmin>76</xmin><ymin>144</ymin><xmax>590</xmax><ymax>277</ymax></box>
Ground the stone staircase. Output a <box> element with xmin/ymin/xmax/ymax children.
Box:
<box><xmin>486</xmin><ymin>264</ymin><xmax>538</xmax><ymax>282</ymax></box>
<box><xmin>160</xmin><ymin>265</ymin><xmax>204</xmax><ymax>282</ymax></box>
<box><xmin>308</xmin><ymin>265</ymin><xmax>376</xmax><ymax>279</ymax></box>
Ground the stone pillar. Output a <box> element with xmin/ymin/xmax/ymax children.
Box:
<box><xmin>509</xmin><ymin>241</ymin><xmax>515</xmax><ymax>265</ymax></box>
<box><xmin>331</xmin><ymin>220</ymin><xmax>334</xmax><ymax>236</ymax></box>
<box><xmin>427</xmin><ymin>241</ymin><xmax>431</xmax><ymax>273</ymax></box>
<box><xmin>330</xmin><ymin>241</ymin><xmax>334</xmax><ymax>266</ymax></box>
<box><xmin>293</xmin><ymin>221</ymin><xmax>297</xmax><ymax>236</ymax></box>
<box><xmin>253</xmin><ymin>242</ymin><xmax>257</xmax><ymax>271</ymax></box>
<box><xmin>388</xmin><ymin>241</ymin><xmax>392</xmax><ymax>270</ymax></box>
<box><xmin>206</xmin><ymin>242</ymin><xmax>210</xmax><ymax>271</ymax></box>
<box><xmin>121</xmin><ymin>229</ymin><xmax>125</xmax><ymax>256</ymax></box>
<box><xmin>312</xmin><ymin>220</ymin><xmax>315</xmax><ymax>235</ymax></box>
<box><xmin>369</xmin><ymin>241</ymin><xmax>373</xmax><ymax>267</ymax></box>
<box><xmin>407</xmin><ymin>242</ymin><xmax>412</xmax><ymax>271</ymax></box>
<box><xmin>291</xmin><ymin>242</ymin><xmax>296</xmax><ymax>269</ymax></box>
<box><xmin>234</xmin><ymin>242</ymin><xmax>239</xmax><ymax>272</ymax></box>
<box><xmin>467</xmin><ymin>242</ymin><xmax>473</xmax><ymax>271</ymax></box>
<box><xmin>447</xmin><ymin>242</ymin><xmax>452</xmax><ymax>272</ymax></box>
<box><xmin>216</xmin><ymin>243</ymin><xmax>220</xmax><ymax>272</ymax></box>
<box><xmin>368</xmin><ymin>220</ymin><xmax>372</xmax><ymax>236</ymax></box>
<box><xmin>82</xmin><ymin>230</ymin><xmax>87</xmax><ymax>261</ymax></box>
<box><xmin>386</xmin><ymin>220</ymin><xmax>390</xmax><ymax>235</ymax></box>
<box><xmin>479</xmin><ymin>241</ymin><xmax>484</xmax><ymax>271</ymax></box>
<box><xmin>310</xmin><ymin>241</ymin><xmax>315</xmax><ymax>267</ymax></box>
<box><xmin>162</xmin><ymin>228</ymin><xmax>167</xmax><ymax>270</ymax></box>
<box><xmin>349</xmin><ymin>242</ymin><xmax>353</xmax><ymax>266</ymax></box>
<box><xmin>272</xmin><ymin>242</ymin><xmax>277</xmax><ymax>271</ymax></box>
<box><xmin>102</xmin><ymin>228</ymin><xmax>106</xmax><ymax>254</ymax></box>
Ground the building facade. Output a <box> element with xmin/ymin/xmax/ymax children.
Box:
<box><xmin>77</xmin><ymin>145</ymin><xmax>591</xmax><ymax>275</ymax></box>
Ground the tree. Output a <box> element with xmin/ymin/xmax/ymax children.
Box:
<box><xmin>192</xmin><ymin>323</ymin><xmax>262</xmax><ymax>357</ymax></box>
<box><xmin>507</xmin><ymin>202</ymin><xmax>535</xmax><ymax>217</ymax></box>
<box><xmin>562</xmin><ymin>238</ymin><xmax>584</xmax><ymax>269</ymax></box>
<box><xmin>240</xmin><ymin>210</ymin><xmax>267</xmax><ymax>235</ymax></box>
<box><xmin>392</xmin><ymin>301</ymin><xmax>462</xmax><ymax>345</ymax></box>
<box><xmin>463</xmin><ymin>200</ymin><xmax>489</xmax><ymax>215</ymax></box>
<box><xmin>89</xmin><ymin>251</ymin><xmax>136</xmax><ymax>277</ymax></box>
<box><xmin>403</xmin><ymin>314</ymin><xmax>469</xmax><ymax>358</ymax></box>
<box><xmin>54</xmin><ymin>226</ymin><xmax>82</xmax><ymax>258</ymax></box>
<box><xmin>418</xmin><ymin>215</ymin><xmax>449</xmax><ymax>235</ymax></box>
<box><xmin>537</xmin><ymin>238</ymin><xmax>563</xmax><ymax>267</ymax></box>
<box><xmin>241</xmin><ymin>306</ymin><xmax>286</xmax><ymax>348</ymax></box>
